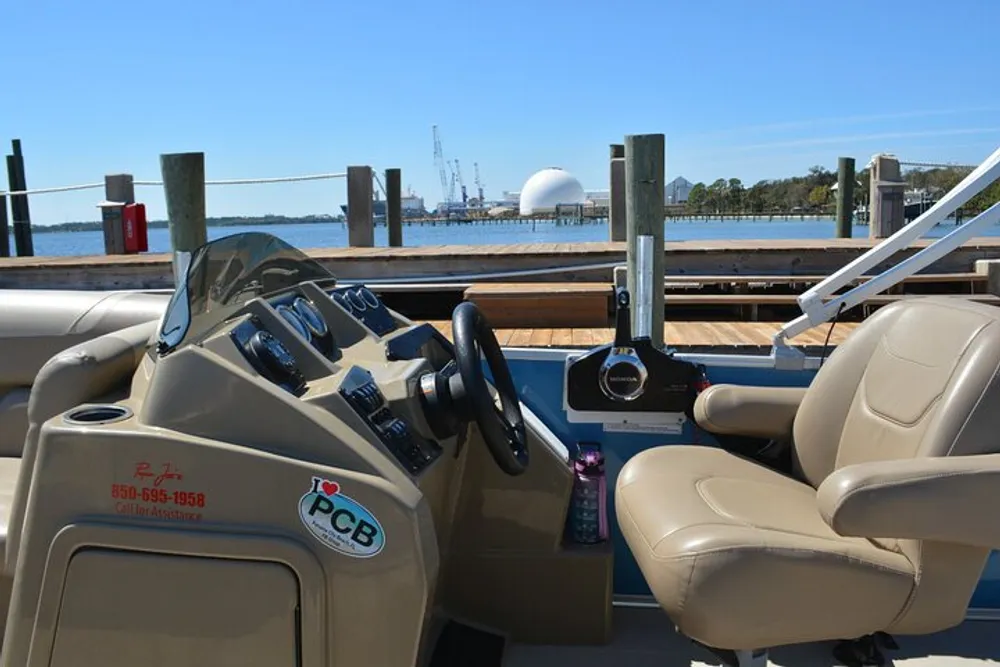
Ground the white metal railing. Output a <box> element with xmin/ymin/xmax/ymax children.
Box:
<box><xmin>774</xmin><ymin>145</ymin><xmax>1000</xmax><ymax>355</ymax></box>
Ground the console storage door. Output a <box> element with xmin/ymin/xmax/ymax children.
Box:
<box><xmin>49</xmin><ymin>549</ymin><xmax>299</xmax><ymax>667</ymax></box>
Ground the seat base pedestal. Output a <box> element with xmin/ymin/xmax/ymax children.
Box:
<box><xmin>832</xmin><ymin>633</ymin><xmax>899</xmax><ymax>667</ymax></box>
<box><xmin>693</xmin><ymin>640</ymin><xmax>768</xmax><ymax>667</ymax></box>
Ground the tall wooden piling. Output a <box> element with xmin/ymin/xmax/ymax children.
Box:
<box><xmin>625</xmin><ymin>134</ymin><xmax>666</xmax><ymax>347</ymax></box>
<box><xmin>835</xmin><ymin>157</ymin><xmax>855</xmax><ymax>238</ymax></box>
<box><xmin>160</xmin><ymin>152</ymin><xmax>207</xmax><ymax>283</ymax></box>
<box><xmin>101</xmin><ymin>173</ymin><xmax>135</xmax><ymax>254</ymax></box>
<box><xmin>6</xmin><ymin>139</ymin><xmax>34</xmax><ymax>257</ymax></box>
<box><xmin>0</xmin><ymin>192</ymin><xmax>8</xmax><ymax>257</ymax></box>
<box><xmin>869</xmin><ymin>154</ymin><xmax>905</xmax><ymax>239</ymax></box>
<box><xmin>386</xmin><ymin>168</ymin><xmax>402</xmax><ymax>247</ymax></box>
<box><xmin>609</xmin><ymin>144</ymin><xmax>626</xmax><ymax>242</ymax></box>
<box><xmin>347</xmin><ymin>166</ymin><xmax>374</xmax><ymax>247</ymax></box>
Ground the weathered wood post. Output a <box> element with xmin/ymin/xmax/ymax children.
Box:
<box><xmin>0</xmin><ymin>192</ymin><xmax>9</xmax><ymax>257</ymax></box>
<box><xmin>609</xmin><ymin>144</ymin><xmax>626</xmax><ymax>242</ymax></box>
<box><xmin>869</xmin><ymin>154</ymin><xmax>905</xmax><ymax>239</ymax></box>
<box><xmin>386</xmin><ymin>168</ymin><xmax>403</xmax><ymax>247</ymax></box>
<box><xmin>347</xmin><ymin>166</ymin><xmax>374</xmax><ymax>247</ymax></box>
<box><xmin>835</xmin><ymin>157</ymin><xmax>855</xmax><ymax>238</ymax></box>
<box><xmin>625</xmin><ymin>134</ymin><xmax>666</xmax><ymax>348</ymax></box>
<box><xmin>5</xmin><ymin>139</ymin><xmax>34</xmax><ymax>257</ymax></box>
<box><xmin>160</xmin><ymin>152</ymin><xmax>207</xmax><ymax>284</ymax></box>
<box><xmin>99</xmin><ymin>173</ymin><xmax>135</xmax><ymax>254</ymax></box>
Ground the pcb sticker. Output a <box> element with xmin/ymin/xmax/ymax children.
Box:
<box><xmin>299</xmin><ymin>477</ymin><xmax>385</xmax><ymax>558</ymax></box>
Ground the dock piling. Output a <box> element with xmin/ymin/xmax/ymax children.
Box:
<box><xmin>346</xmin><ymin>166</ymin><xmax>374</xmax><ymax>247</ymax></box>
<box><xmin>159</xmin><ymin>152</ymin><xmax>207</xmax><ymax>284</ymax></box>
<box><xmin>100</xmin><ymin>173</ymin><xmax>135</xmax><ymax>255</ymax></box>
<box><xmin>835</xmin><ymin>157</ymin><xmax>855</xmax><ymax>238</ymax></box>
<box><xmin>386</xmin><ymin>168</ymin><xmax>402</xmax><ymax>247</ymax></box>
<box><xmin>869</xmin><ymin>155</ymin><xmax>905</xmax><ymax>239</ymax></box>
<box><xmin>5</xmin><ymin>139</ymin><xmax>34</xmax><ymax>257</ymax></box>
<box><xmin>609</xmin><ymin>144</ymin><xmax>626</xmax><ymax>242</ymax></box>
<box><xmin>0</xmin><ymin>192</ymin><xmax>8</xmax><ymax>257</ymax></box>
<box><xmin>625</xmin><ymin>134</ymin><xmax>666</xmax><ymax>347</ymax></box>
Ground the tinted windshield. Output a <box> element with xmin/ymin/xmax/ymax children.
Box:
<box><xmin>157</xmin><ymin>232</ymin><xmax>333</xmax><ymax>353</ymax></box>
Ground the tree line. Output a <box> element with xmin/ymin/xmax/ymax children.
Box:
<box><xmin>685</xmin><ymin>165</ymin><xmax>1000</xmax><ymax>216</ymax></box>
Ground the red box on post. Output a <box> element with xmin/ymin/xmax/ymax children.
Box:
<box><xmin>123</xmin><ymin>203</ymin><xmax>148</xmax><ymax>253</ymax></box>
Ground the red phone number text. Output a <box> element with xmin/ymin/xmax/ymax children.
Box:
<box><xmin>111</xmin><ymin>484</ymin><xmax>206</xmax><ymax>508</ymax></box>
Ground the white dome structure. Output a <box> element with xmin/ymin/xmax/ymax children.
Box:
<box><xmin>518</xmin><ymin>168</ymin><xmax>586</xmax><ymax>215</ymax></box>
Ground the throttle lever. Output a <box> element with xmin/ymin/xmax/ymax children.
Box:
<box><xmin>598</xmin><ymin>288</ymin><xmax>648</xmax><ymax>402</ymax></box>
<box><xmin>613</xmin><ymin>287</ymin><xmax>632</xmax><ymax>347</ymax></box>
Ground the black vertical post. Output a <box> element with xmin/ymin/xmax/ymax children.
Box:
<box><xmin>0</xmin><ymin>192</ymin><xmax>9</xmax><ymax>257</ymax></box>
<box><xmin>386</xmin><ymin>168</ymin><xmax>402</xmax><ymax>247</ymax></box>
<box><xmin>835</xmin><ymin>157</ymin><xmax>855</xmax><ymax>238</ymax></box>
<box><xmin>6</xmin><ymin>140</ymin><xmax>34</xmax><ymax>257</ymax></box>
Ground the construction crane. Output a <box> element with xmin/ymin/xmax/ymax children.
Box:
<box><xmin>473</xmin><ymin>162</ymin><xmax>485</xmax><ymax>205</ymax></box>
<box><xmin>432</xmin><ymin>125</ymin><xmax>451</xmax><ymax>204</ymax></box>
<box><xmin>453</xmin><ymin>159</ymin><xmax>468</xmax><ymax>204</ymax></box>
<box><xmin>446</xmin><ymin>161</ymin><xmax>457</xmax><ymax>204</ymax></box>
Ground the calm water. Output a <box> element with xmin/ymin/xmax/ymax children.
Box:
<box><xmin>10</xmin><ymin>217</ymin><xmax>995</xmax><ymax>257</ymax></box>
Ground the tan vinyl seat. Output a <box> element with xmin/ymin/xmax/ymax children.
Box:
<box><xmin>2</xmin><ymin>320</ymin><xmax>158</xmax><ymax>577</ymax></box>
<box><xmin>0</xmin><ymin>291</ymin><xmax>169</xmax><ymax>457</ymax></box>
<box><xmin>616</xmin><ymin>297</ymin><xmax>1000</xmax><ymax>652</ymax></box>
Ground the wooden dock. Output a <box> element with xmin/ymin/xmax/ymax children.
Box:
<box><xmin>3</xmin><ymin>238</ymin><xmax>1000</xmax><ymax>291</ymax></box>
<box><xmin>428</xmin><ymin>320</ymin><xmax>858</xmax><ymax>350</ymax></box>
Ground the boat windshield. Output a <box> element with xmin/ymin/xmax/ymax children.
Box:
<box><xmin>156</xmin><ymin>232</ymin><xmax>333</xmax><ymax>354</ymax></box>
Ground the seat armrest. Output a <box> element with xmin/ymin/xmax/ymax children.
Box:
<box><xmin>817</xmin><ymin>455</ymin><xmax>1000</xmax><ymax>549</ymax></box>
<box><xmin>26</xmin><ymin>320</ymin><xmax>157</xmax><ymax>426</ymax></box>
<box><xmin>692</xmin><ymin>384</ymin><xmax>806</xmax><ymax>440</ymax></box>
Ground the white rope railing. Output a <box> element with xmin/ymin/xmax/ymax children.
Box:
<box><xmin>0</xmin><ymin>182</ymin><xmax>104</xmax><ymax>197</ymax></box>
<box><xmin>134</xmin><ymin>172</ymin><xmax>347</xmax><ymax>187</ymax></box>
<box><xmin>0</xmin><ymin>171</ymin><xmax>348</xmax><ymax>197</ymax></box>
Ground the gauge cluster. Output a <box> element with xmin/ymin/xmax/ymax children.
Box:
<box><xmin>328</xmin><ymin>285</ymin><xmax>398</xmax><ymax>336</ymax></box>
<box><xmin>272</xmin><ymin>294</ymin><xmax>338</xmax><ymax>360</ymax></box>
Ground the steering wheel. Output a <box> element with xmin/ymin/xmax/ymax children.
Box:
<box><xmin>452</xmin><ymin>301</ymin><xmax>529</xmax><ymax>476</ymax></box>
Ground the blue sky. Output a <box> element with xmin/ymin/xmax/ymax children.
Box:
<box><xmin>3</xmin><ymin>0</ymin><xmax>998</xmax><ymax>224</ymax></box>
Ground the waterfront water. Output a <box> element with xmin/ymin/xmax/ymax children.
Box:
<box><xmin>8</xmin><ymin>217</ymin><xmax>995</xmax><ymax>257</ymax></box>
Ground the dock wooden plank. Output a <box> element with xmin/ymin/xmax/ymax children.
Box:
<box><xmin>528</xmin><ymin>328</ymin><xmax>553</xmax><ymax>347</ymax></box>
<box><xmin>428</xmin><ymin>320</ymin><xmax>859</xmax><ymax>348</ymax></box>
<box><xmin>551</xmin><ymin>328</ymin><xmax>574</xmax><ymax>347</ymax></box>
<box><xmin>571</xmin><ymin>329</ymin><xmax>594</xmax><ymax>347</ymax></box>
<box><xmin>466</xmin><ymin>282</ymin><xmax>613</xmax><ymax>328</ymax></box>
<box><xmin>508</xmin><ymin>329</ymin><xmax>535</xmax><ymax>347</ymax></box>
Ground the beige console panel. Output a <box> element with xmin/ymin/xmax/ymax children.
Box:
<box><xmin>2</xmin><ymin>282</ymin><xmax>612</xmax><ymax>667</ymax></box>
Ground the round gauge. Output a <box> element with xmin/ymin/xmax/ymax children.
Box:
<box><xmin>333</xmin><ymin>292</ymin><xmax>354</xmax><ymax>314</ymax></box>
<box><xmin>346</xmin><ymin>289</ymin><xmax>368</xmax><ymax>312</ymax></box>
<box><xmin>358</xmin><ymin>287</ymin><xmax>380</xmax><ymax>309</ymax></box>
<box><xmin>276</xmin><ymin>304</ymin><xmax>311</xmax><ymax>343</ymax></box>
<box><xmin>249</xmin><ymin>330</ymin><xmax>298</xmax><ymax>376</ymax></box>
<box><xmin>293</xmin><ymin>297</ymin><xmax>328</xmax><ymax>337</ymax></box>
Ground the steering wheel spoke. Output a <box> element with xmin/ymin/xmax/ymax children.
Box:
<box><xmin>451</xmin><ymin>302</ymin><xmax>529</xmax><ymax>476</ymax></box>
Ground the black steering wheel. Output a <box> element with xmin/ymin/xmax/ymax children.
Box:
<box><xmin>452</xmin><ymin>301</ymin><xmax>529</xmax><ymax>476</ymax></box>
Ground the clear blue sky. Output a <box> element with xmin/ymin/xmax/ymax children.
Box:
<box><xmin>3</xmin><ymin>0</ymin><xmax>998</xmax><ymax>225</ymax></box>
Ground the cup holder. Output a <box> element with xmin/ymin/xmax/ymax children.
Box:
<box><xmin>64</xmin><ymin>404</ymin><xmax>133</xmax><ymax>426</ymax></box>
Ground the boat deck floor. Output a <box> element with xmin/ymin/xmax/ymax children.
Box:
<box><xmin>429</xmin><ymin>321</ymin><xmax>859</xmax><ymax>349</ymax></box>
<box><xmin>505</xmin><ymin>607</ymin><xmax>998</xmax><ymax>667</ymax></box>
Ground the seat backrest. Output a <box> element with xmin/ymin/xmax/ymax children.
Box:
<box><xmin>793</xmin><ymin>297</ymin><xmax>1000</xmax><ymax>632</ymax></box>
<box><xmin>5</xmin><ymin>320</ymin><xmax>158</xmax><ymax>576</ymax></box>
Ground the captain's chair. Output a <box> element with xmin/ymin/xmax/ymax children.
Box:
<box><xmin>616</xmin><ymin>297</ymin><xmax>1000</xmax><ymax>667</ymax></box>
